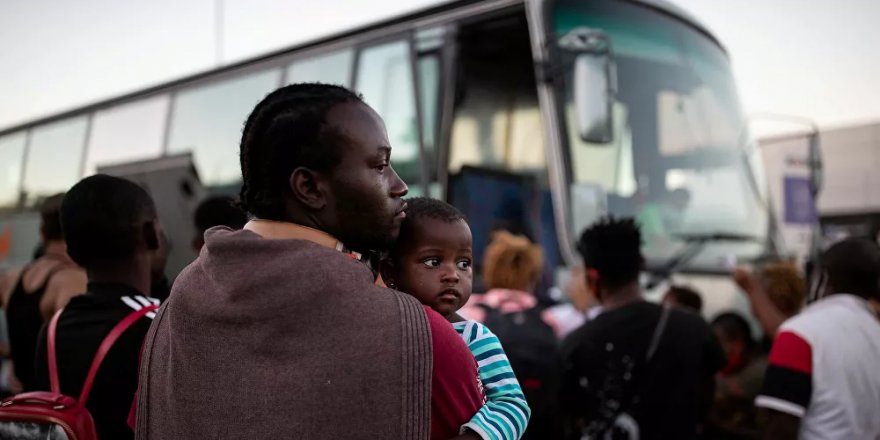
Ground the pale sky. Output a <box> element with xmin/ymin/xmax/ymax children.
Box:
<box><xmin>1</xmin><ymin>0</ymin><xmax>878</xmax><ymax>137</ymax></box>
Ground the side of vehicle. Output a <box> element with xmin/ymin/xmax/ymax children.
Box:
<box><xmin>0</xmin><ymin>0</ymin><xmax>773</xmax><ymax>329</ymax></box>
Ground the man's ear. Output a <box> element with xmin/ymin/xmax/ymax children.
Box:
<box><xmin>585</xmin><ymin>267</ymin><xmax>601</xmax><ymax>298</ymax></box>
<box><xmin>289</xmin><ymin>167</ymin><xmax>328</xmax><ymax>210</ymax></box>
<box><xmin>142</xmin><ymin>221</ymin><xmax>160</xmax><ymax>252</ymax></box>
<box><xmin>379</xmin><ymin>258</ymin><xmax>397</xmax><ymax>288</ymax></box>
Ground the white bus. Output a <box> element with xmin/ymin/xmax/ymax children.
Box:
<box><xmin>0</xmin><ymin>0</ymin><xmax>775</xmax><ymax>320</ymax></box>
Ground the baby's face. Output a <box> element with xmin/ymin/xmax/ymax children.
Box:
<box><xmin>394</xmin><ymin>218</ymin><xmax>473</xmax><ymax>317</ymax></box>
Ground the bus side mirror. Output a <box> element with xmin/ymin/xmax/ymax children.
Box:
<box><xmin>559</xmin><ymin>28</ymin><xmax>615</xmax><ymax>144</ymax></box>
<box><xmin>574</xmin><ymin>53</ymin><xmax>614</xmax><ymax>143</ymax></box>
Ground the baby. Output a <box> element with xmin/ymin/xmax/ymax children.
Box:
<box><xmin>382</xmin><ymin>197</ymin><xmax>530</xmax><ymax>440</ymax></box>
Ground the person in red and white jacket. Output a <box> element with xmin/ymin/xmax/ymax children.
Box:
<box><xmin>756</xmin><ymin>238</ymin><xmax>880</xmax><ymax>440</ymax></box>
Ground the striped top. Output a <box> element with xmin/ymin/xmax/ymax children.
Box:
<box><xmin>453</xmin><ymin>320</ymin><xmax>530</xmax><ymax>440</ymax></box>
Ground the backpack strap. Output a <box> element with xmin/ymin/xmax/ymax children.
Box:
<box><xmin>47</xmin><ymin>309</ymin><xmax>64</xmax><ymax>393</ymax></box>
<box><xmin>646</xmin><ymin>304</ymin><xmax>672</xmax><ymax>362</ymax></box>
<box><xmin>77</xmin><ymin>304</ymin><xmax>158</xmax><ymax>407</ymax></box>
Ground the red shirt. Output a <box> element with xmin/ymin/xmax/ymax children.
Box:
<box><xmin>424</xmin><ymin>306</ymin><xmax>484</xmax><ymax>439</ymax></box>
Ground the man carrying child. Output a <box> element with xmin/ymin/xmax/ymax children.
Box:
<box><xmin>136</xmin><ymin>84</ymin><xmax>484</xmax><ymax>439</ymax></box>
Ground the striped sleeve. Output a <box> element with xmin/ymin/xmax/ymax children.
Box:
<box><xmin>756</xmin><ymin>330</ymin><xmax>813</xmax><ymax>417</ymax></box>
<box><xmin>453</xmin><ymin>321</ymin><xmax>531</xmax><ymax>440</ymax></box>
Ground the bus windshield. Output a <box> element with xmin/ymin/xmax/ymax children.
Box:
<box><xmin>554</xmin><ymin>0</ymin><xmax>769</xmax><ymax>271</ymax></box>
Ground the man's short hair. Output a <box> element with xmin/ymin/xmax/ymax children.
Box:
<box><xmin>39</xmin><ymin>193</ymin><xmax>66</xmax><ymax>241</ymax></box>
<box><xmin>577</xmin><ymin>217</ymin><xmax>642</xmax><ymax>289</ymax></box>
<box><xmin>194</xmin><ymin>195</ymin><xmax>248</xmax><ymax>233</ymax></box>
<box><xmin>712</xmin><ymin>311</ymin><xmax>755</xmax><ymax>348</ymax></box>
<box><xmin>61</xmin><ymin>175</ymin><xmax>157</xmax><ymax>267</ymax></box>
<box><xmin>823</xmin><ymin>238</ymin><xmax>880</xmax><ymax>300</ymax></box>
<box><xmin>239</xmin><ymin>83</ymin><xmax>363</xmax><ymax>220</ymax></box>
<box><xmin>665</xmin><ymin>285</ymin><xmax>703</xmax><ymax>313</ymax></box>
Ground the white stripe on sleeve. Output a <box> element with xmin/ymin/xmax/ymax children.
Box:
<box><xmin>121</xmin><ymin>296</ymin><xmax>144</xmax><ymax>311</ymax></box>
<box><xmin>755</xmin><ymin>395</ymin><xmax>806</xmax><ymax>418</ymax></box>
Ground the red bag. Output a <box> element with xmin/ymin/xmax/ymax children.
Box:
<box><xmin>0</xmin><ymin>304</ymin><xmax>158</xmax><ymax>439</ymax></box>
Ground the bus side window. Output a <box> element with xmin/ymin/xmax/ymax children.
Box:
<box><xmin>417</xmin><ymin>53</ymin><xmax>441</xmax><ymax>198</ymax></box>
<box><xmin>355</xmin><ymin>39</ymin><xmax>424</xmax><ymax>196</ymax></box>
<box><xmin>85</xmin><ymin>95</ymin><xmax>169</xmax><ymax>176</ymax></box>
<box><xmin>448</xmin><ymin>17</ymin><xmax>546</xmax><ymax>176</ymax></box>
<box><xmin>286</xmin><ymin>49</ymin><xmax>354</xmax><ymax>87</ymax></box>
<box><xmin>22</xmin><ymin>117</ymin><xmax>89</xmax><ymax>207</ymax></box>
<box><xmin>167</xmin><ymin>69</ymin><xmax>282</xmax><ymax>188</ymax></box>
<box><xmin>415</xmin><ymin>27</ymin><xmax>445</xmax><ymax>199</ymax></box>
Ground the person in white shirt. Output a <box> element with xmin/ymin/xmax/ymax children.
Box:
<box><xmin>755</xmin><ymin>238</ymin><xmax>880</xmax><ymax>440</ymax></box>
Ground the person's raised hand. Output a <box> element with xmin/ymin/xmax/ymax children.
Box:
<box><xmin>733</xmin><ymin>267</ymin><xmax>758</xmax><ymax>296</ymax></box>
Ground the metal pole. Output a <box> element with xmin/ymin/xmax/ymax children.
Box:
<box><xmin>215</xmin><ymin>0</ymin><xmax>224</xmax><ymax>66</ymax></box>
<box><xmin>751</xmin><ymin>113</ymin><xmax>823</xmax><ymax>302</ymax></box>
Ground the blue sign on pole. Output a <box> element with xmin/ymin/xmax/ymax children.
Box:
<box><xmin>783</xmin><ymin>176</ymin><xmax>817</xmax><ymax>225</ymax></box>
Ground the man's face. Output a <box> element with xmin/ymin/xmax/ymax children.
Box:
<box><xmin>323</xmin><ymin>102</ymin><xmax>408</xmax><ymax>252</ymax></box>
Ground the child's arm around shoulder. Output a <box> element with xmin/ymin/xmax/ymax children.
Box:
<box><xmin>454</xmin><ymin>320</ymin><xmax>531</xmax><ymax>440</ymax></box>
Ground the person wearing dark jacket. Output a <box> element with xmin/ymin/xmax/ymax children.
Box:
<box><xmin>35</xmin><ymin>175</ymin><xmax>167</xmax><ymax>440</ymax></box>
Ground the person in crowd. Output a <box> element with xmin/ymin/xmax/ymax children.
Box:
<box><xmin>561</xmin><ymin>217</ymin><xmax>725</xmax><ymax>440</ymax></box>
<box><xmin>382</xmin><ymin>197</ymin><xmax>530</xmax><ymax>440</ymax></box>
<box><xmin>707</xmin><ymin>312</ymin><xmax>766</xmax><ymax>440</ymax></box>
<box><xmin>662</xmin><ymin>285</ymin><xmax>703</xmax><ymax>314</ymax></box>
<box><xmin>459</xmin><ymin>231</ymin><xmax>549</xmax><ymax>325</ymax></box>
<box><xmin>733</xmin><ymin>262</ymin><xmax>805</xmax><ymax>338</ymax></box>
<box><xmin>543</xmin><ymin>265</ymin><xmax>601</xmax><ymax>340</ymax></box>
<box><xmin>32</xmin><ymin>175</ymin><xmax>166</xmax><ymax>440</ymax></box>
<box><xmin>637</xmin><ymin>187</ymin><xmax>691</xmax><ymax>243</ymax></box>
<box><xmin>191</xmin><ymin>195</ymin><xmax>248</xmax><ymax>253</ymax></box>
<box><xmin>136</xmin><ymin>83</ymin><xmax>483</xmax><ymax>439</ymax></box>
<box><xmin>460</xmin><ymin>230</ymin><xmax>561</xmax><ymax>439</ymax></box>
<box><xmin>0</xmin><ymin>194</ymin><xmax>86</xmax><ymax>392</ymax></box>
<box><xmin>756</xmin><ymin>238</ymin><xmax>880</xmax><ymax>439</ymax></box>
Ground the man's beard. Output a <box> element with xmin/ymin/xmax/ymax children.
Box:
<box><xmin>333</xmin><ymin>197</ymin><xmax>396</xmax><ymax>253</ymax></box>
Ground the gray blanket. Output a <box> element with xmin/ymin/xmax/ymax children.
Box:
<box><xmin>136</xmin><ymin>227</ymin><xmax>431</xmax><ymax>439</ymax></box>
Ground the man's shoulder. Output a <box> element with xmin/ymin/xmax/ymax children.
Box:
<box><xmin>585</xmin><ymin>301</ymin><xmax>660</xmax><ymax>331</ymax></box>
<box><xmin>780</xmin><ymin>294</ymin><xmax>874</xmax><ymax>344</ymax></box>
<box><xmin>424</xmin><ymin>307</ymin><xmax>475</xmax><ymax>357</ymax></box>
<box><xmin>424</xmin><ymin>306</ymin><xmax>455</xmax><ymax>333</ymax></box>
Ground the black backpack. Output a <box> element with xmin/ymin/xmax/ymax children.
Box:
<box><xmin>480</xmin><ymin>305</ymin><xmax>562</xmax><ymax>439</ymax></box>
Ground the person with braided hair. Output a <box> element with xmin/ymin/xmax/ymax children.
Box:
<box><xmin>136</xmin><ymin>83</ymin><xmax>483</xmax><ymax>439</ymax></box>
